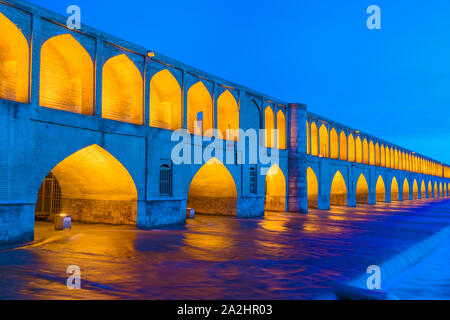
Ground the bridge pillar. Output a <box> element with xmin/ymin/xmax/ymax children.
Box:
<box><xmin>368</xmin><ymin>167</ymin><xmax>376</xmax><ymax>205</ymax></box>
<box><xmin>318</xmin><ymin>159</ymin><xmax>330</xmax><ymax>210</ymax></box>
<box><xmin>287</xmin><ymin>103</ymin><xmax>308</xmax><ymax>213</ymax></box>
<box><xmin>347</xmin><ymin>164</ymin><xmax>356</xmax><ymax>207</ymax></box>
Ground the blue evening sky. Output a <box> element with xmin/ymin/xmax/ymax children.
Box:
<box><xmin>30</xmin><ymin>0</ymin><xmax>450</xmax><ymax>163</ymax></box>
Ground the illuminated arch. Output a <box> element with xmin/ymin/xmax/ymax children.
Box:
<box><xmin>369</xmin><ymin>141</ymin><xmax>375</xmax><ymax>165</ymax></box>
<box><xmin>217</xmin><ymin>90</ymin><xmax>239</xmax><ymax>141</ymax></box>
<box><xmin>356</xmin><ymin>173</ymin><xmax>369</xmax><ymax>204</ymax></box>
<box><xmin>403</xmin><ymin>178</ymin><xmax>410</xmax><ymax>201</ymax></box>
<box><xmin>264</xmin><ymin>106</ymin><xmax>274</xmax><ymax>148</ymax></box>
<box><xmin>340</xmin><ymin>131</ymin><xmax>347</xmax><ymax>161</ymax></box>
<box><xmin>394</xmin><ymin>149</ymin><xmax>399</xmax><ymax>170</ymax></box>
<box><xmin>149</xmin><ymin>69</ymin><xmax>181</xmax><ymax>129</ymax></box>
<box><xmin>375</xmin><ymin>143</ymin><xmax>380</xmax><ymax>166</ymax></box>
<box><xmin>390</xmin><ymin>148</ymin><xmax>395</xmax><ymax>169</ymax></box>
<box><xmin>421</xmin><ymin>180</ymin><xmax>426</xmax><ymax>198</ymax></box>
<box><xmin>330</xmin><ymin>171</ymin><xmax>347</xmax><ymax>206</ymax></box>
<box><xmin>319</xmin><ymin>124</ymin><xmax>329</xmax><ymax>157</ymax></box>
<box><xmin>277</xmin><ymin>110</ymin><xmax>286</xmax><ymax>150</ymax></box>
<box><xmin>376</xmin><ymin>175</ymin><xmax>386</xmax><ymax>203</ymax></box>
<box><xmin>265</xmin><ymin>164</ymin><xmax>287</xmax><ymax>211</ymax></box>
<box><xmin>385</xmin><ymin>146</ymin><xmax>390</xmax><ymax>168</ymax></box>
<box><xmin>40</xmin><ymin>34</ymin><xmax>93</xmax><ymax>115</ymax></box>
<box><xmin>391</xmin><ymin>177</ymin><xmax>399</xmax><ymax>201</ymax></box>
<box><xmin>187</xmin><ymin>158</ymin><xmax>237</xmax><ymax>215</ymax></box>
<box><xmin>0</xmin><ymin>12</ymin><xmax>29</xmax><ymax>103</ymax></box>
<box><xmin>306</xmin><ymin>120</ymin><xmax>310</xmax><ymax>155</ymax></box>
<box><xmin>348</xmin><ymin>133</ymin><xmax>355</xmax><ymax>162</ymax></box>
<box><xmin>330</xmin><ymin>128</ymin><xmax>339</xmax><ymax>159</ymax></box>
<box><xmin>434</xmin><ymin>182</ymin><xmax>438</xmax><ymax>198</ymax></box>
<box><xmin>187</xmin><ymin>81</ymin><xmax>212</xmax><ymax>135</ymax></box>
<box><xmin>356</xmin><ymin>137</ymin><xmax>363</xmax><ymax>163</ymax></box>
<box><xmin>362</xmin><ymin>139</ymin><xmax>369</xmax><ymax>164</ymax></box>
<box><xmin>307</xmin><ymin>167</ymin><xmax>318</xmax><ymax>209</ymax></box>
<box><xmin>440</xmin><ymin>182</ymin><xmax>443</xmax><ymax>197</ymax></box>
<box><xmin>412</xmin><ymin>179</ymin><xmax>418</xmax><ymax>199</ymax></box>
<box><xmin>428</xmin><ymin>181</ymin><xmax>432</xmax><ymax>198</ymax></box>
<box><xmin>38</xmin><ymin>145</ymin><xmax>138</xmax><ymax>225</ymax></box>
<box><xmin>380</xmin><ymin>145</ymin><xmax>386</xmax><ymax>167</ymax></box>
<box><xmin>311</xmin><ymin>122</ymin><xmax>318</xmax><ymax>156</ymax></box>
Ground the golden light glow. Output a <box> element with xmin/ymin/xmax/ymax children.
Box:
<box><xmin>102</xmin><ymin>54</ymin><xmax>143</xmax><ymax>124</ymax></box>
<box><xmin>356</xmin><ymin>136</ymin><xmax>362</xmax><ymax>163</ymax></box>
<box><xmin>376</xmin><ymin>175</ymin><xmax>385</xmax><ymax>203</ymax></box>
<box><xmin>375</xmin><ymin>143</ymin><xmax>380</xmax><ymax>166</ymax></box>
<box><xmin>40</xmin><ymin>34</ymin><xmax>93</xmax><ymax>114</ymax></box>
<box><xmin>428</xmin><ymin>181</ymin><xmax>432</xmax><ymax>198</ymax></box>
<box><xmin>187</xmin><ymin>81</ymin><xmax>213</xmax><ymax>136</ymax></box>
<box><xmin>150</xmin><ymin>69</ymin><xmax>181</xmax><ymax>129</ymax></box>
<box><xmin>363</xmin><ymin>139</ymin><xmax>369</xmax><ymax>164</ymax></box>
<box><xmin>434</xmin><ymin>182</ymin><xmax>438</xmax><ymax>197</ymax></box>
<box><xmin>330</xmin><ymin>170</ymin><xmax>347</xmax><ymax>206</ymax></box>
<box><xmin>356</xmin><ymin>173</ymin><xmax>369</xmax><ymax>204</ymax></box>
<box><xmin>381</xmin><ymin>145</ymin><xmax>386</xmax><ymax>167</ymax></box>
<box><xmin>390</xmin><ymin>148</ymin><xmax>395</xmax><ymax>169</ymax></box>
<box><xmin>369</xmin><ymin>141</ymin><xmax>375</xmax><ymax>165</ymax></box>
<box><xmin>187</xmin><ymin>157</ymin><xmax>237</xmax><ymax>215</ymax></box>
<box><xmin>277</xmin><ymin>110</ymin><xmax>286</xmax><ymax>150</ymax></box>
<box><xmin>391</xmin><ymin>177</ymin><xmax>399</xmax><ymax>201</ymax></box>
<box><xmin>307</xmin><ymin>167</ymin><xmax>318</xmax><ymax>208</ymax></box>
<box><xmin>403</xmin><ymin>178</ymin><xmax>410</xmax><ymax>200</ymax></box>
<box><xmin>421</xmin><ymin>180</ymin><xmax>426</xmax><ymax>198</ymax></box>
<box><xmin>319</xmin><ymin>124</ymin><xmax>329</xmax><ymax>157</ymax></box>
<box><xmin>440</xmin><ymin>182</ymin><xmax>443</xmax><ymax>196</ymax></box>
<box><xmin>413</xmin><ymin>179</ymin><xmax>418</xmax><ymax>199</ymax></box>
<box><xmin>330</xmin><ymin>128</ymin><xmax>339</xmax><ymax>159</ymax></box>
<box><xmin>386</xmin><ymin>146</ymin><xmax>390</xmax><ymax>168</ymax></box>
<box><xmin>217</xmin><ymin>90</ymin><xmax>239</xmax><ymax>141</ymax></box>
<box><xmin>265</xmin><ymin>106</ymin><xmax>274</xmax><ymax>148</ymax></box>
<box><xmin>0</xmin><ymin>12</ymin><xmax>29</xmax><ymax>103</ymax></box>
<box><xmin>340</xmin><ymin>131</ymin><xmax>347</xmax><ymax>161</ymax></box>
<box><xmin>265</xmin><ymin>164</ymin><xmax>286</xmax><ymax>211</ymax></box>
<box><xmin>311</xmin><ymin>122</ymin><xmax>318</xmax><ymax>156</ymax></box>
<box><xmin>348</xmin><ymin>133</ymin><xmax>355</xmax><ymax>162</ymax></box>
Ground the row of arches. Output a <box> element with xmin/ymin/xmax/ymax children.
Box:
<box><xmin>264</xmin><ymin>106</ymin><xmax>286</xmax><ymax>149</ymax></box>
<box><xmin>306</xmin><ymin>120</ymin><xmax>445</xmax><ymax>177</ymax></box>
<box><xmin>306</xmin><ymin>167</ymin><xmax>449</xmax><ymax>208</ymax></box>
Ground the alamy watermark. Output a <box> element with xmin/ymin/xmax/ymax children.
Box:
<box><xmin>366</xmin><ymin>265</ymin><xmax>381</xmax><ymax>290</ymax></box>
<box><xmin>67</xmin><ymin>265</ymin><xmax>81</xmax><ymax>290</ymax></box>
<box><xmin>367</xmin><ymin>5</ymin><xmax>381</xmax><ymax>30</ymax></box>
<box><xmin>66</xmin><ymin>5</ymin><xmax>81</xmax><ymax>30</ymax></box>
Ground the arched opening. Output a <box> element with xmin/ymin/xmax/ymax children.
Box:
<box><xmin>307</xmin><ymin>167</ymin><xmax>318</xmax><ymax>208</ymax></box>
<box><xmin>421</xmin><ymin>180</ymin><xmax>426</xmax><ymax>199</ymax></box>
<box><xmin>380</xmin><ymin>145</ymin><xmax>386</xmax><ymax>167</ymax></box>
<box><xmin>375</xmin><ymin>143</ymin><xmax>380</xmax><ymax>166</ymax></box>
<box><xmin>376</xmin><ymin>175</ymin><xmax>386</xmax><ymax>203</ymax></box>
<box><xmin>394</xmin><ymin>149</ymin><xmax>399</xmax><ymax>170</ymax></box>
<box><xmin>330</xmin><ymin>128</ymin><xmax>339</xmax><ymax>159</ymax></box>
<box><xmin>391</xmin><ymin>177</ymin><xmax>399</xmax><ymax>201</ymax></box>
<box><xmin>306</xmin><ymin>120</ymin><xmax>310</xmax><ymax>155</ymax></box>
<box><xmin>217</xmin><ymin>90</ymin><xmax>239</xmax><ymax>141</ymax></box>
<box><xmin>0</xmin><ymin>12</ymin><xmax>29</xmax><ymax>103</ymax></box>
<box><xmin>356</xmin><ymin>136</ymin><xmax>362</xmax><ymax>163</ymax></box>
<box><xmin>149</xmin><ymin>69</ymin><xmax>181</xmax><ymax>129</ymax></box>
<box><xmin>412</xmin><ymin>179</ymin><xmax>418</xmax><ymax>200</ymax></box>
<box><xmin>363</xmin><ymin>139</ymin><xmax>369</xmax><ymax>164</ymax></box>
<box><xmin>265</xmin><ymin>164</ymin><xmax>286</xmax><ymax>211</ymax></box>
<box><xmin>369</xmin><ymin>141</ymin><xmax>375</xmax><ymax>165</ymax></box>
<box><xmin>390</xmin><ymin>148</ymin><xmax>395</xmax><ymax>169</ymax></box>
<box><xmin>348</xmin><ymin>134</ymin><xmax>355</xmax><ymax>162</ymax></box>
<box><xmin>277</xmin><ymin>110</ymin><xmax>286</xmax><ymax>150</ymax></box>
<box><xmin>330</xmin><ymin>171</ymin><xmax>347</xmax><ymax>206</ymax></box>
<box><xmin>102</xmin><ymin>54</ymin><xmax>143</xmax><ymax>124</ymax></box>
<box><xmin>35</xmin><ymin>145</ymin><xmax>138</xmax><ymax>226</ymax></box>
<box><xmin>319</xmin><ymin>124</ymin><xmax>329</xmax><ymax>157</ymax></box>
<box><xmin>340</xmin><ymin>131</ymin><xmax>347</xmax><ymax>161</ymax></box>
<box><xmin>187</xmin><ymin>81</ymin><xmax>212</xmax><ymax>136</ymax></box>
<box><xmin>403</xmin><ymin>178</ymin><xmax>410</xmax><ymax>201</ymax></box>
<box><xmin>386</xmin><ymin>147</ymin><xmax>390</xmax><ymax>168</ymax></box>
<box><xmin>440</xmin><ymin>182</ymin><xmax>443</xmax><ymax>197</ymax></box>
<box><xmin>434</xmin><ymin>182</ymin><xmax>438</xmax><ymax>198</ymax></box>
<box><xmin>40</xmin><ymin>34</ymin><xmax>93</xmax><ymax>114</ymax></box>
<box><xmin>264</xmin><ymin>106</ymin><xmax>274</xmax><ymax>148</ymax></box>
<box><xmin>187</xmin><ymin>158</ymin><xmax>237</xmax><ymax>215</ymax></box>
<box><xmin>428</xmin><ymin>181</ymin><xmax>432</xmax><ymax>198</ymax></box>
<box><xmin>356</xmin><ymin>173</ymin><xmax>369</xmax><ymax>204</ymax></box>
<box><xmin>311</xmin><ymin>122</ymin><xmax>318</xmax><ymax>156</ymax></box>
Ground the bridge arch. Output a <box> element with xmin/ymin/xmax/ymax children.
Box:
<box><xmin>412</xmin><ymin>179</ymin><xmax>419</xmax><ymax>199</ymax></box>
<box><xmin>434</xmin><ymin>181</ymin><xmax>438</xmax><ymax>198</ymax></box>
<box><xmin>330</xmin><ymin>128</ymin><xmax>338</xmax><ymax>159</ymax></box>
<box><xmin>375</xmin><ymin>143</ymin><xmax>380</xmax><ymax>166</ymax></box>
<box><xmin>330</xmin><ymin>170</ymin><xmax>347</xmax><ymax>206</ymax></box>
<box><xmin>265</xmin><ymin>106</ymin><xmax>274</xmax><ymax>148</ymax></box>
<box><xmin>307</xmin><ymin>167</ymin><xmax>318</xmax><ymax>208</ymax></box>
<box><xmin>319</xmin><ymin>124</ymin><xmax>329</xmax><ymax>157</ymax></box>
<box><xmin>187</xmin><ymin>157</ymin><xmax>238</xmax><ymax>215</ymax></box>
<box><xmin>356</xmin><ymin>173</ymin><xmax>369</xmax><ymax>204</ymax></box>
<box><xmin>348</xmin><ymin>133</ymin><xmax>355</xmax><ymax>162</ymax></box>
<box><xmin>391</xmin><ymin>176</ymin><xmax>399</xmax><ymax>201</ymax></box>
<box><xmin>356</xmin><ymin>136</ymin><xmax>362</xmax><ymax>163</ymax></box>
<box><xmin>40</xmin><ymin>34</ymin><xmax>93</xmax><ymax>115</ymax></box>
<box><xmin>0</xmin><ymin>11</ymin><xmax>29</xmax><ymax>103</ymax></box>
<box><xmin>150</xmin><ymin>69</ymin><xmax>181</xmax><ymax>129</ymax></box>
<box><xmin>428</xmin><ymin>181</ymin><xmax>432</xmax><ymax>198</ymax></box>
<box><xmin>369</xmin><ymin>141</ymin><xmax>375</xmax><ymax>165</ymax></box>
<box><xmin>380</xmin><ymin>145</ymin><xmax>386</xmax><ymax>167</ymax></box>
<box><xmin>403</xmin><ymin>178</ymin><xmax>410</xmax><ymax>201</ymax></box>
<box><xmin>363</xmin><ymin>139</ymin><xmax>369</xmax><ymax>164</ymax></box>
<box><xmin>385</xmin><ymin>146</ymin><xmax>390</xmax><ymax>168</ymax></box>
<box><xmin>339</xmin><ymin>131</ymin><xmax>347</xmax><ymax>160</ymax></box>
<box><xmin>277</xmin><ymin>110</ymin><xmax>287</xmax><ymax>150</ymax></box>
<box><xmin>311</xmin><ymin>122</ymin><xmax>318</xmax><ymax>156</ymax></box>
<box><xmin>187</xmin><ymin>81</ymin><xmax>213</xmax><ymax>135</ymax></box>
<box><xmin>265</xmin><ymin>164</ymin><xmax>287</xmax><ymax>211</ymax></box>
<box><xmin>421</xmin><ymin>180</ymin><xmax>426</xmax><ymax>198</ymax></box>
<box><xmin>376</xmin><ymin>175</ymin><xmax>386</xmax><ymax>203</ymax></box>
<box><xmin>102</xmin><ymin>54</ymin><xmax>143</xmax><ymax>124</ymax></box>
<box><xmin>217</xmin><ymin>90</ymin><xmax>239</xmax><ymax>141</ymax></box>
<box><xmin>440</xmin><ymin>182</ymin><xmax>443</xmax><ymax>197</ymax></box>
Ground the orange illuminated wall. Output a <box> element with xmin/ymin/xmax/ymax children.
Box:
<box><xmin>356</xmin><ymin>137</ymin><xmax>362</xmax><ymax>163</ymax></box>
<box><xmin>363</xmin><ymin>139</ymin><xmax>369</xmax><ymax>164</ymax></box>
<box><xmin>102</xmin><ymin>54</ymin><xmax>143</xmax><ymax>124</ymax></box>
<box><xmin>187</xmin><ymin>81</ymin><xmax>212</xmax><ymax>135</ymax></box>
<box><xmin>381</xmin><ymin>145</ymin><xmax>386</xmax><ymax>167</ymax></box>
<box><xmin>369</xmin><ymin>141</ymin><xmax>375</xmax><ymax>165</ymax></box>
<box><xmin>307</xmin><ymin>167</ymin><xmax>318</xmax><ymax>208</ymax></box>
<box><xmin>265</xmin><ymin>106</ymin><xmax>274</xmax><ymax>148</ymax></box>
<box><xmin>265</xmin><ymin>164</ymin><xmax>286</xmax><ymax>211</ymax></box>
<box><xmin>150</xmin><ymin>69</ymin><xmax>181</xmax><ymax>130</ymax></box>
<box><xmin>421</xmin><ymin>180</ymin><xmax>426</xmax><ymax>198</ymax></box>
<box><xmin>348</xmin><ymin>134</ymin><xmax>355</xmax><ymax>162</ymax></box>
<box><xmin>277</xmin><ymin>110</ymin><xmax>286</xmax><ymax>150</ymax></box>
<box><xmin>311</xmin><ymin>122</ymin><xmax>318</xmax><ymax>156</ymax></box>
<box><xmin>330</xmin><ymin>128</ymin><xmax>338</xmax><ymax>159</ymax></box>
<box><xmin>319</xmin><ymin>124</ymin><xmax>329</xmax><ymax>157</ymax></box>
<box><xmin>412</xmin><ymin>180</ymin><xmax>419</xmax><ymax>199</ymax></box>
<box><xmin>356</xmin><ymin>173</ymin><xmax>369</xmax><ymax>204</ymax></box>
<box><xmin>391</xmin><ymin>177</ymin><xmax>399</xmax><ymax>201</ymax></box>
<box><xmin>403</xmin><ymin>178</ymin><xmax>410</xmax><ymax>200</ymax></box>
<box><xmin>0</xmin><ymin>12</ymin><xmax>29</xmax><ymax>103</ymax></box>
<box><xmin>330</xmin><ymin>171</ymin><xmax>347</xmax><ymax>206</ymax></box>
<box><xmin>376</xmin><ymin>176</ymin><xmax>385</xmax><ymax>202</ymax></box>
<box><xmin>340</xmin><ymin>131</ymin><xmax>347</xmax><ymax>160</ymax></box>
<box><xmin>217</xmin><ymin>90</ymin><xmax>239</xmax><ymax>141</ymax></box>
<box><xmin>375</xmin><ymin>143</ymin><xmax>380</xmax><ymax>166</ymax></box>
<box><xmin>40</xmin><ymin>34</ymin><xmax>93</xmax><ymax>114</ymax></box>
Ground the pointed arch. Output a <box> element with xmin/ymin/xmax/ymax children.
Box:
<box><xmin>187</xmin><ymin>81</ymin><xmax>212</xmax><ymax>135</ymax></box>
<box><xmin>440</xmin><ymin>182</ymin><xmax>443</xmax><ymax>197</ymax></box>
<box><xmin>307</xmin><ymin>167</ymin><xmax>318</xmax><ymax>209</ymax></box>
<box><xmin>385</xmin><ymin>146</ymin><xmax>390</xmax><ymax>168</ymax></box>
<box><xmin>319</xmin><ymin>124</ymin><xmax>329</xmax><ymax>157</ymax></box>
<box><xmin>264</xmin><ymin>106</ymin><xmax>274</xmax><ymax>148</ymax></box>
<box><xmin>339</xmin><ymin>131</ymin><xmax>347</xmax><ymax>161</ymax></box>
<box><xmin>188</xmin><ymin>157</ymin><xmax>237</xmax><ymax>215</ymax></box>
<box><xmin>356</xmin><ymin>173</ymin><xmax>369</xmax><ymax>204</ymax></box>
<box><xmin>149</xmin><ymin>69</ymin><xmax>181</xmax><ymax>129</ymax></box>
<box><xmin>217</xmin><ymin>90</ymin><xmax>239</xmax><ymax>141</ymax></box>
<box><xmin>381</xmin><ymin>145</ymin><xmax>386</xmax><ymax>167</ymax></box>
<box><xmin>40</xmin><ymin>34</ymin><xmax>93</xmax><ymax>115</ymax></box>
<box><xmin>403</xmin><ymin>178</ymin><xmax>410</xmax><ymax>201</ymax></box>
<box><xmin>348</xmin><ymin>133</ymin><xmax>355</xmax><ymax>162</ymax></box>
<box><xmin>428</xmin><ymin>181</ymin><xmax>432</xmax><ymax>198</ymax></box>
<box><xmin>0</xmin><ymin>11</ymin><xmax>29</xmax><ymax>103</ymax></box>
<box><xmin>265</xmin><ymin>164</ymin><xmax>286</xmax><ymax>211</ymax></box>
<box><xmin>356</xmin><ymin>136</ymin><xmax>363</xmax><ymax>163</ymax></box>
<box><xmin>434</xmin><ymin>182</ymin><xmax>438</xmax><ymax>198</ymax></box>
<box><xmin>311</xmin><ymin>121</ymin><xmax>318</xmax><ymax>156</ymax></box>
<box><xmin>390</xmin><ymin>148</ymin><xmax>395</xmax><ymax>169</ymax></box>
<box><xmin>375</xmin><ymin>143</ymin><xmax>380</xmax><ymax>166</ymax></box>
<box><xmin>277</xmin><ymin>110</ymin><xmax>286</xmax><ymax>150</ymax></box>
<box><xmin>412</xmin><ymin>179</ymin><xmax>418</xmax><ymax>199</ymax></box>
<box><xmin>363</xmin><ymin>139</ymin><xmax>369</xmax><ymax>164</ymax></box>
<box><xmin>369</xmin><ymin>141</ymin><xmax>375</xmax><ymax>165</ymax></box>
<box><xmin>330</xmin><ymin>127</ymin><xmax>339</xmax><ymax>159</ymax></box>
<box><xmin>330</xmin><ymin>171</ymin><xmax>347</xmax><ymax>206</ymax></box>
<box><xmin>391</xmin><ymin>177</ymin><xmax>399</xmax><ymax>201</ymax></box>
<box><xmin>376</xmin><ymin>175</ymin><xmax>386</xmax><ymax>203</ymax></box>
<box><xmin>394</xmin><ymin>149</ymin><xmax>399</xmax><ymax>170</ymax></box>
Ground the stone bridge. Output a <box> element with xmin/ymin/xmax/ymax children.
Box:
<box><xmin>0</xmin><ymin>0</ymin><xmax>449</xmax><ymax>245</ymax></box>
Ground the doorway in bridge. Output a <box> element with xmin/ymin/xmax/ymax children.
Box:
<box><xmin>330</xmin><ymin>171</ymin><xmax>347</xmax><ymax>206</ymax></box>
<box><xmin>356</xmin><ymin>174</ymin><xmax>369</xmax><ymax>205</ymax></box>
<box><xmin>35</xmin><ymin>145</ymin><xmax>138</xmax><ymax>232</ymax></box>
<box><xmin>412</xmin><ymin>180</ymin><xmax>419</xmax><ymax>200</ymax></box>
<box><xmin>376</xmin><ymin>176</ymin><xmax>386</xmax><ymax>203</ymax></box>
<box><xmin>391</xmin><ymin>177</ymin><xmax>399</xmax><ymax>201</ymax></box>
<box><xmin>264</xmin><ymin>164</ymin><xmax>286</xmax><ymax>212</ymax></box>
<box><xmin>307</xmin><ymin>167</ymin><xmax>318</xmax><ymax>209</ymax></box>
<box><xmin>403</xmin><ymin>178</ymin><xmax>410</xmax><ymax>201</ymax></box>
<box><xmin>187</xmin><ymin>158</ymin><xmax>238</xmax><ymax>215</ymax></box>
